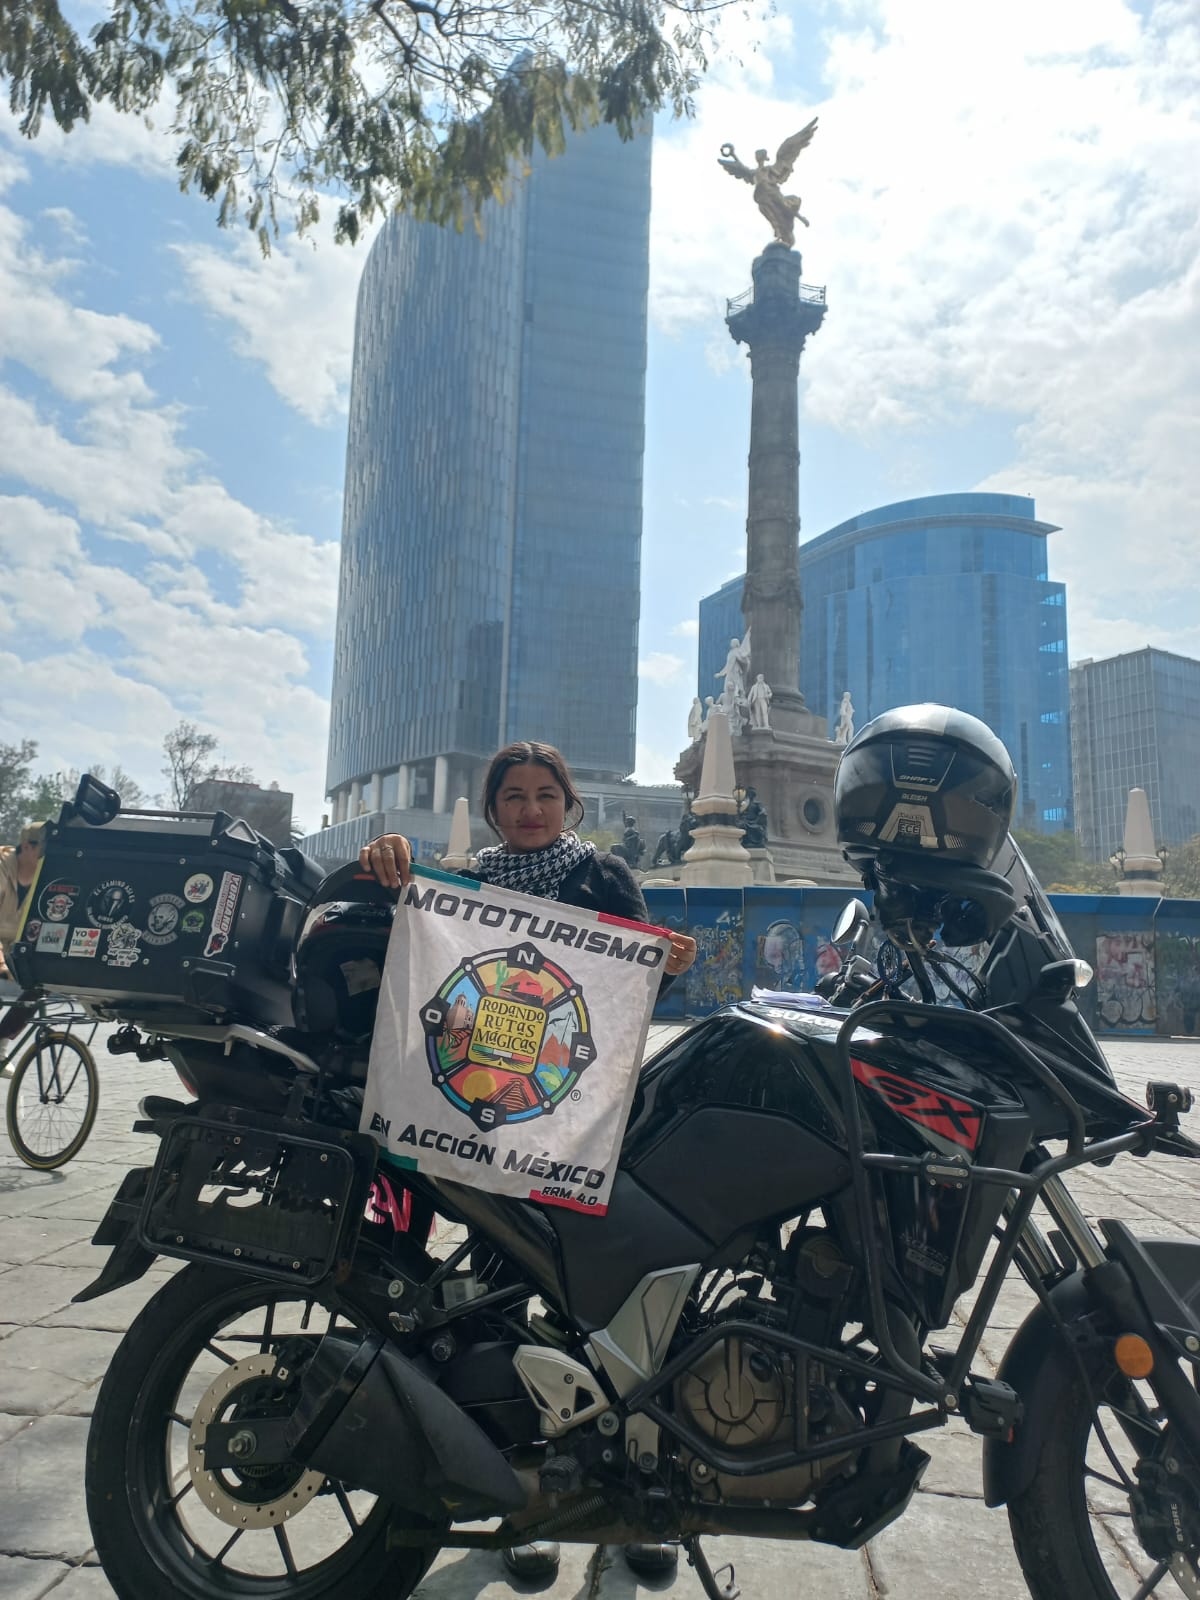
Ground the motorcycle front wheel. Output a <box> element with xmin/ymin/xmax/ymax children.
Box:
<box><xmin>1008</xmin><ymin>1349</ymin><xmax>1199</xmax><ymax>1598</ymax></box>
<box><xmin>86</xmin><ymin>1261</ymin><xmax>441</xmax><ymax>1600</ymax></box>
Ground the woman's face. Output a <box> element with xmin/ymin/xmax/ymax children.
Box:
<box><xmin>494</xmin><ymin>763</ymin><xmax>568</xmax><ymax>853</ymax></box>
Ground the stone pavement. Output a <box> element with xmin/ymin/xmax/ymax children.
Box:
<box><xmin>1</xmin><ymin>1030</ymin><xmax>1198</xmax><ymax>1599</ymax></box>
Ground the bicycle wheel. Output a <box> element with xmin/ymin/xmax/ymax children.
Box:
<box><xmin>6</xmin><ymin>1029</ymin><xmax>99</xmax><ymax>1169</ymax></box>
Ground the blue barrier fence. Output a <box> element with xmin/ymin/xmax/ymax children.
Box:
<box><xmin>644</xmin><ymin>887</ymin><xmax>1200</xmax><ymax>1038</ymax></box>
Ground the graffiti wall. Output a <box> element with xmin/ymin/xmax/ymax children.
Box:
<box><xmin>1094</xmin><ymin>931</ymin><xmax>1156</xmax><ymax>1033</ymax></box>
<box><xmin>1156</xmin><ymin>934</ymin><xmax>1200</xmax><ymax>1037</ymax></box>
<box><xmin>644</xmin><ymin>886</ymin><xmax>1200</xmax><ymax>1037</ymax></box>
<box><xmin>681</xmin><ymin>889</ymin><xmax>745</xmax><ymax>1016</ymax></box>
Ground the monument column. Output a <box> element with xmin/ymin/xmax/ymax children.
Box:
<box><xmin>671</xmin><ymin>124</ymin><xmax>857</xmax><ymax>884</ymax></box>
<box><xmin>726</xmin><ymin>244</ymin><xmax>826</xmax><ymax>733</ymax></box>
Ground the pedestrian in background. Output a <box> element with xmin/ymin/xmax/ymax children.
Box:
<box><xmin>0</xmin><ymin>823</ymin><xmax>45</xmax><ymax>982</ymax></box>
<box><xmin>0</xmin><ymin>823</ymin><xmax>46</xmax><ymax>1072</ymax></box>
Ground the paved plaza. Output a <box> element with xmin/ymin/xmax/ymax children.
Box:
<box><xmin>1</xmin><ymin>1030</ymin><xmax>1198</xmax><ymax>1599</ymax></box>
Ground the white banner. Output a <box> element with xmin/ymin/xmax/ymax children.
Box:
<box><xmin>362</xmin><ymin>866</ymin><xmax>670</xmax><ymax>1215</ymax></box>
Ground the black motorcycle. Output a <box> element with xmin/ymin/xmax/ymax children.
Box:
<box><xmin>12</xmin><ymin>749</ymin><xmax>1200</xmax><ymax>1600</ymax></box>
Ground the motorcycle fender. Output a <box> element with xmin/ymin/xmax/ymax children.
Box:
<box><xmin>984</xmin><ymin>1238</ymin><xmax>1200</xmax><ymax>1506</ymax></box>
<box><xmin>981</xmin><ymin>1271</ymin><xmax>1093</xmax><ymax>1508</ymax></box>
<box><xmin>73</xmin><ymin>1167</ymin><xmax>157</xmax><ymax>1303</ymax></box>
<box><xmin>290</xmin><ymin>1334</ymin><xmax>528</xmax><ymax>1520</ymax></box>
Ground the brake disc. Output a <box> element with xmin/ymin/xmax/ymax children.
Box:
<box><xmin>1171</xmin><ymin>1553</ymin><xmax>1200</xmax><ymax>1599</ymax></box>
<box><xmin>186</xmin><ymin>1352</ymin><xmax>325</xmax><ymax>1529</ymax></box>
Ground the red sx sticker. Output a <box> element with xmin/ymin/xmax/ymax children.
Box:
<box><xmin>850</xmin><ymin>1057</ymin><xmax>982</xmax><ymax>1151</ymax></box>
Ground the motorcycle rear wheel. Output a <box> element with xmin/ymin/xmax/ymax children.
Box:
<box><xmin>1008</xmin><ymin>1352</ymin><xmax>1199</xmax><ymax>1598</ymax></box>
<box><xmin>86</xmin><ymin>1262</ymin><xmax>441</xmax><ymax>1600</ymax></box>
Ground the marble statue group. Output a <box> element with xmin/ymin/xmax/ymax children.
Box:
<box><xmin>710</xmin><ymin>628</ymin><xmax>773</xmax><ymax>737</ymax></box>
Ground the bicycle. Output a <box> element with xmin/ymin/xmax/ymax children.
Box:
<box><xmin>1</xmin><ymin>988</ymin><xmax>101</xmax><ymax>1170</ymax></box>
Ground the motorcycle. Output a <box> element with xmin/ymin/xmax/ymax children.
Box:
<box><xmin>12</xmin><ymin>771</ymin><xmax>1200</xmax><ymax>1600</ymax></box>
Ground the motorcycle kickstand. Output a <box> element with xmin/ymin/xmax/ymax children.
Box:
<box><xmin>684</xmin><ymin>1536</ymin><xmax>740</xmax><ymax>1600</ymax></box>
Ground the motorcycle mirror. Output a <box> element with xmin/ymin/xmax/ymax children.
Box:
<box><xmin>71</xmin><ymin>771</ymin><xmax>121</xmax><ymax>827</ymax></box>
<box><xmin>832</xmin><ymin>899</ymin><xmax>870</xmax><ymax>949</ymax></box>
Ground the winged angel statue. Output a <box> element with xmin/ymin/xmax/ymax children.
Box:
<box><xmin>718</xmin><ymin>118</ymin><xmax>818</xmax><ymax>248</ymax></box>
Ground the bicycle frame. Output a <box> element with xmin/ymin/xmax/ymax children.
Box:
<box><xmin>1</xmin><ymin>994</ymin><xmax>100</xmax><ymax>1064</ymax></box>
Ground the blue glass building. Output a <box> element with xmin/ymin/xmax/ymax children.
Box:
<box><xmin>1071</xmin><ymin>648</ymin><xmax>1200</xmax><ymax>858</ymax></box>
<box><xmin>327</xmin><ymin>123</ymin><xmax>651</xmax><ymax>821</ymax></box>
<box><xmin>699</xmin><ymin>493</ymin><xmax>1073</xmax><ymax>831</ymax></box>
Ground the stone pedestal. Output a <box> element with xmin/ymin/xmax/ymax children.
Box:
<box><xmin>680</xmin><ymin>709</ymin><xmax>753</xmax><ymax>886</ymax></box>
<box><xmin>675</xmin><ymin>727</ymin><xmax>857</xmax><ymax>887</ymax></box>
<box><xmin>439</xmin><ymin>796</ymin><xmax>473</xmax><ymax>873</ymax></box>
<box><xmin>681</xmin><ymin>824</ymin><xmax>755</xmax><ymax>885</ymax></box>
<box><xmin>1114</xmin><ymin>786</ymin><xmax>1164</xmax><ymax>898</ymax></box>
<box><xmin>746</xmin><ymin>848</ymin><xmax>776</xmax><ymax>884</ymax></box>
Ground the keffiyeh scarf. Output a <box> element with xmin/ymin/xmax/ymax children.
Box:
<box><xmin>473</xmin><ymin>830</ymin><xmax>595</xmax><ymax>901</ymax></box>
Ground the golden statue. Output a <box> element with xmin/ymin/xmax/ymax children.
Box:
<box><xmin>718</xmin><ymin>118</ymin><xmax>818</xmax><ymax>248</ymax></box>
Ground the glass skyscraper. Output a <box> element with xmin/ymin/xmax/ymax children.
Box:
<box><xmin>327</xmin><ymin>123</ymin><xmax>651</xmax><ymax>821</ymax></box>
<box><xmin>1071</xmin><ymin>648</ymin><xmax>1200</xmax><ymax>859</ymax></box>
<box><xmin>698</xmin><ymin>493</ymin><xmax>1073</xmax><ymax>831</ymax></box>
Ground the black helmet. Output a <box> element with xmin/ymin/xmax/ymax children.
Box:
<box><xmin>292</xmin><ymin>900</ymin><xmax>393</xmax><ymax>1045</ymax></box>
<box><xmin>835</xmin><ymin>704</ymin><xmax>1017</xmax><ymax>871</ymax></box>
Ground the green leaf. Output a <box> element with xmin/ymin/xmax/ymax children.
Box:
<box><xmin>0</xmin><ymin>0</ymin><xmax>736</xmax><ymax>242</ymax></box>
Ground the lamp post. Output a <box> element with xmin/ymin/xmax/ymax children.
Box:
<box><xmin>1109</xmin><ymin>845</ymin><xmax>1127</xmax><ymax>878</ymax></box>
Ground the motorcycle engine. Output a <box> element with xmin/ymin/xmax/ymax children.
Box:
<box><xmin>673</xmin><ymin>1264</ymin><xmax>859</xmax><ymax>1507</ymax></box>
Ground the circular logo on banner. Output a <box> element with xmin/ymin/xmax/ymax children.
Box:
<box><xmin>420</xmin><ymin>944</ymin><xmax>595</xmax><ymax>1131</ymax></box>
<box><xmin>184</xmin><ymin>873</ymin><xmax>214</xmax><ymax>904</ymax></box>
<box><xmin>87</xmin><ymin>879</ymin><xmax>136</xmax><ymax>928</ymax></box>
<box><xmin>144</xmin><ymin>893</ymin><xmax>185</xmax><ymax>946</ymax></box>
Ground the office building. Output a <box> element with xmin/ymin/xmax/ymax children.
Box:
<box><xmin>699</xmin><ymin>492</ymin><xmax>1073</xmax><ymax>830</ymax></box>
<box><xmin>1071</xmin><ymin>648</ymin><xmax>1200</xmax><ymax>858</ymax></box>
<box><xmin>326</xmin><ymin>121</ymin><xmax>652</xmax><ymax>822</ymax></box>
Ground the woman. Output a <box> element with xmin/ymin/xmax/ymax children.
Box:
<box><xmin>0</xmin><ymin>824</ymin><xmax>45</xmax><ymax>981</ymax></box>
<box><xmin>361</xmin><ymin>741</ymin><xmax>695</xmax><ymax>1583</ymax></box>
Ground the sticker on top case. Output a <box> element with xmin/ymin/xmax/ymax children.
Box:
<box><xmin>183</xmin><ymin>873</ymin><xmax>214</xmax><ymax>904</ymax></box>
<box><xmin>36</xmin><ymin>922</ymin><xmax>68</xmax><ymax>954</ymax></box>
<box><xmin>39</xmin><ymin>881</ymin><xmax>78</xmax><ymax>922</ymax></box>
<box><xmin>87</xmin><ymin>879</ymin><xmax>136</xmax><ymax>929</ymax></box>
<box><xmin>203</xmin><ymin>872</ymin><xmax>243</xmax><ymax>958</ymax></box>
<box><xmin>104</xmin><ymin>921</ymin><xmax>141</xmax><ymax>968</ymax></box>
<box><xmin>144</xmin><ymin>893</ymin><xmax>185</xmax><ymax>946</ymax></box>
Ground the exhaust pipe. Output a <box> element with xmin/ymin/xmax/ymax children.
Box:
<box><xmin>283</xmin><ymin>1333</ymin><xmax>527</xmax><ymax>1519</ymax></box>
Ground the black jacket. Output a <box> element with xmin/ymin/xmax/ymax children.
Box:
<box><xmin>554</xmin><ymin>850</ymin><xmax>650</xmax><ymax>922</ymax></box>
<box><xmin>462</xmin><ymin>849</ymin><xmax>674</xmax><ymax>992</ymax></box>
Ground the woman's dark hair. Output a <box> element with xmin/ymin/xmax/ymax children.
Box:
<box><xmin>482</xmin><ymin>742</ymin><xmax>585</xmax><ymax>836</ymax></box>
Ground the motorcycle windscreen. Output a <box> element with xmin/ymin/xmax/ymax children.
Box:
<box><xmin>990</xmin><ymin>831</ymin><xmax>1077</xmax><ymax>961</ymax></box>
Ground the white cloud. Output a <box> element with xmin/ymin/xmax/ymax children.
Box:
<box><xmin>638</xmin><ymin>651</ymin><xmax>687</xmax><ymax>685</ymax></box>
<box><xmin>671</xmin><ymin>619</ymin><xmax>699</xmax><ymax>638</ymax></box>
<box><xmin>0</xmin><ymin>97</ymin><xmax>178</xmax><ymax>181</ymax></box>
<box><xmin>173</xmin><ymin>217</ymin><xmax>376</xmax><ymax>426</ymax></box>
<box><xmin>40</xmin><ymin>206</ymin><xmax>87</xmax><ymax>243</ymax></box>
<box><xmin>632</xmin><ymin>742</ymin><xmax>682</xmax><ymax>786</ymax></box>
<box><xmin>0</xmin><ymin>186</ymin><xmax>339</xmax><ymax>820</ymax></box>
<box><xmin>649</xmin><ymin>0</ymin><xmax>1200</xmax><ymax>666</ymax></box>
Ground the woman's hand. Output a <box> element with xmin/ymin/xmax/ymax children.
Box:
<box><xmin>359</xmin><ymin>833</ymin><xmax>413</xmax><ymax>889</ymax></box>
<box><xmin>665</xmin><ymin>933</ymin><xmax>697</xmax><ymax>978</ymax></box>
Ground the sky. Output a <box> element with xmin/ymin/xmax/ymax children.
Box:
<box><xmin>0</xmin><ymin>0</ymin><xmax>1197</xmax><ymax>830</ymax></box>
